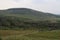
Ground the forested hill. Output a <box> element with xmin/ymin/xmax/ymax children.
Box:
<box><xmin>0</xmin><ymin>8</ymin><xmax>60</xmax><ymax>30</ymax></box>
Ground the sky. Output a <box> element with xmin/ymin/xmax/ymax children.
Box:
<box><xmin>0</xmin><ymin>0</ymin><xmax>60</xmax><ymax>14</ymax></box>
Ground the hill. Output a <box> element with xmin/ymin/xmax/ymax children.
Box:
<box><xmin>0</xmin><ymin>8</ymin><xmax>60</xmax><ymax>30</ymax></box>
<box><xmin>0</xmin><ymin>8</ymin><xmax>60</xmax><ymax>40</ymax></box>
<box><xmin>0</xmin><ymin>8</ymin><xmax>60</xmax><ymax>20</ymax></box>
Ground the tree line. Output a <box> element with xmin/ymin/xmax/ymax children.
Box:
<box><xmin>0</xmin><ymin>16</ymin><xmax>60</xmax><ymax>30</ymax></box>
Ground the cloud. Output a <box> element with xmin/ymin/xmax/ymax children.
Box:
<box><xmin>0</xmin><ymin>0</ymin><xmax>33</xmax><ymax>9</ymax></box>
<box><xmin>0</xmin><ymin>0</ymin><xmax>18</xmax><ymax>9</ymax></box>
<box><xmin>31</xmin><ymin>0</ymin><xmax>60</xmax><ymax>14</ymax></box>
<box><xmin>0</xmin><ymin>0</ymin><xmax>60</xmax><ymax>14</ymax></box>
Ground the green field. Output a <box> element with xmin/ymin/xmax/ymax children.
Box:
<box><xmin>0</xmin><ymin>30</ymin><xmax>60</xmax><ymax>40</ymax></box>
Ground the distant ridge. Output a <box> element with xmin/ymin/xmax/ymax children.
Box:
<box><xmin>0</xmin><ymin>8</ymin><xmax>60</xmax><ymax>20</ymax></box>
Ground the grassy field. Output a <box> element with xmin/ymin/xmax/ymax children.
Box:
<box><xmin>0</xmin><ymin>30</ymin><xmax>60</xmax><ymax>40</ymax></box>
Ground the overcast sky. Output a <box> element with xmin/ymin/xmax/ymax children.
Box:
<box><xmin>0</xmin><ymin>0</ymin><xmax>60</xmax><ymax>14</ymax></box>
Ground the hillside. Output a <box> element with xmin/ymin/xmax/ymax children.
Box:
<box><xmin>0</xmin><ymin>8</ymin><xmax>60</xmax><ymax>30</ymax></box>
<box><xmin>0</xmin><ymin>8</ymin><xmax>60</xmax><ymax>20</ymax></box>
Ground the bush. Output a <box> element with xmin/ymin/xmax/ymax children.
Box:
<box><xmin>0</xmin><ymin>37</ymin><xmax>2</xmax><ymax>40</ymax></box>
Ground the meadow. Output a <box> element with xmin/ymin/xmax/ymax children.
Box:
<box><xmin>0</xmin><ymin>30</ymin><xmax>60</xmax><ymax>40</ymax></box>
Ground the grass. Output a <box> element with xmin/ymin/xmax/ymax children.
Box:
<box><xmin>0</xmin><ymin>30</ymin><xmax>60</xmax><ymax>40</ymax></box>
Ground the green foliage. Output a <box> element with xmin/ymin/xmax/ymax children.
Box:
<box><xmin>0</xmin><ymin>37</ymin><xmax>2</xmax><ymax>40</ymax></box>
<box><xmin>0</xmin><ymin>16</ymin><xmax>60</xmax><ymax>30</ymax></box>
<box><xmin>0</xmin><ymin>8</ymin><xmax>60</xmax><ymax>30</ymax></box>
